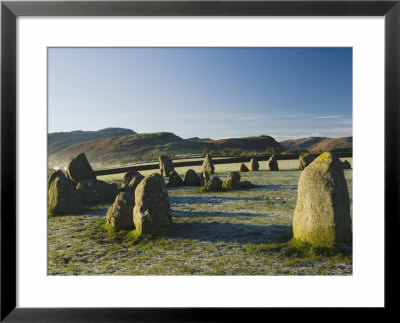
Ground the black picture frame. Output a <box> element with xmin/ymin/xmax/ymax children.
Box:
<box><xmin>1</xmin><ymin>0</ymin><xmax>399</xmax><ymax>321</ymax></box>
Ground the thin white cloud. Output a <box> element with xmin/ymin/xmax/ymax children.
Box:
<box><xmin>312</xmin><ymin>115</ymin><xmax>343</xmax><ymax>119</ymax></box>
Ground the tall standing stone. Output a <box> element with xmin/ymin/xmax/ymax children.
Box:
<box><xmin>249</xmin><ymin>158</ymin><xmax>259</xmax><ymax>171</ymax></box>
<box><xmin>292</xmin><ymin>152</ymin><xmax>352</xmax><ymax>246</ymax></box>
<box><xmin>201</xmin><ymin>154</ymin><xmax>215</xmax><ymax>175</ymax></box>
<box><xmin>133</xmin><ymin>173</ymin><xmax>172</xmax><ymax>236</ymax></box>
<box><xmin>268</xmin><ymin>155</ymin><xmax>279</xmax><ymax>171</ymax></box>
<box><xmin>159</xmin><ymin>155</ymin><xmax>175</xmax><ymax>177</ymax></box>
<box><xmin>66</xmin><ymin>152</ymin><xmax>96</xmax><ymax>182</ymax></box>
<box><xmin>106</xmin><ymin>192</ymin><xmax>135</xmax><ymax>231</ymax></box>
<box><xmin>48</xmin><ymin>177</ymin><xmax>82</xmax><ymax>215</ymax></box>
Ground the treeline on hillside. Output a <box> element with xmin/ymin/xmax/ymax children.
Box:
<box><xmin>201</xmin><ymin>147</ymin><xmax>282</xmax><ymax>157</ymax></box>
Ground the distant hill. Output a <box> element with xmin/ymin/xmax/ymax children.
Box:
<box><xmin>204</xmin><ymin>135</ymin><xmax>282</xmax><ymax>152</ymax></box>
<box><xmin>280</xmin><ymin>136</ymin><xmax>352</xmax><ymax>153</ymax></box>
<box><xmin>48</xmin><ymin>130</ymin><xmax>284</xmax><ymax>168</ymax></box>
<box><xmin>49</xmin><ymin>128</ymin><xmax>136</xmax><ymax>156</ymax></box>
<box><xmin>48</xmin><ymin>132</ymin><xmax>207</xmax><ymax>168</ymax></box>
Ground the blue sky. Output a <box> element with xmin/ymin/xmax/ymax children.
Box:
<box><xmin>48</xmin><ymin>47</ymin><xmax>352</xmax><ymax>141</ymax></box>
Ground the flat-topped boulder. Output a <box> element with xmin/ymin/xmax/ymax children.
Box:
<box><xmin>201</xmin><ymin>154</ymin><xmax>215</xmax><ymax>175</ymax></box>
<box><xmin>239</xmin><ymin>163</ymin><xmax>249</xmax><ymax>172</ymax></box>
<box><xmin>249</xmin><ymin>158</ymin><xmax>259</xmax><ymax>171</ymax></box>
<box><xmin>292</xmin><ymin>152</ymin><xmax>352</xmax><ymax>246</ymax></box>
<box><xmin>66</xmin><ymin>152</ymin><xmax>96</xmax><ymax>182</ymax></box>
<box><xmin>159</xmin><ymin>155</ymin><xmax>174</xmax><ymax>177</ymax></box>
<box><xmin>268</xmin><ymin>155</ymin><xmax>279</xmax><ymax>171</ymax></box>
<box><xmin>184</xmin><ymin>169</ymin><xmax>201</xmax><ymax>186</ymax></box>
<box><xmin>222</xmin><ymin>172</ymin><xmax>241</xmax><ymax>190</ymax></box>
<box><xmin>298</xmin><ymin>153</ymin><xmax>316</xmax><ymax>170</ymax></box>
<box><xmin>48</xmin><ymin>177</ymin><xmax>82</xmax><ymax>215</ymax></box>
<box><xmin>76</xmin><ymin>179</ymin><xmax>119</xmax><ymax>205</ymax></box>
<box><xmin>106</xmin><ymin>192</ymin><xmax>135</xmax><ymax>231</ymax></box>
<box><xmin>167</xmin><ymin>170</ymin><xmax>185</xmax><ymax>187</ymax></box>
<box><xmin>133</xmin><ymin>173</ymin><xmax>172</xmax><ymax>236</ymax></box>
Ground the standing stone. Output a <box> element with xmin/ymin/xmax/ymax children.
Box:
<box><xmin>342</xmin><ymin>160</ymin><xmax>352</xmax><ymax>169</ymax></box>
<box><xmin>121</xmin><ymin>171</ymin><xmax>143</xmax><ymax>190</ymax></box>
<box><xmin>298</xmin><ymin>153</ymin><xmax>316</xmax><ymax>170</ymax></box>
<box><xmin>203</xmin><ymin>177</ymin><xmax>223</xmax><ymax>192</ymax></box>
<box><xmin>48</xmin><ymin>177</ymin><xmax>82</xmax><ymax>215</ymax></box>
<box><xmin>268</xmin><ymin>155</ymin><xmax>279</xmax><ymax>171</ymax></box>
<box><xmin>249</xmin><ymin>158</ymin><xmax>259</xmax><ymax>171</ymax></box>
<box><xmin>184</xmin><ymin>169</ymin><xmax>201</xmax><ymax>186</ymax></box>
<box><xmin>167</xmin><ymin>170</ymin><xmax>185</xmax><ymax>187</ymax></box>
<box><xmin>239</xmin><ymin>163</ymin><xmax>249</xmax><ymax>172</ymax></box>
<box><xmin>292</xmin><ymin>152</ymin><xmax>352</xmax><ymax>246</ymax></box>
<box><xmin>201</xmin><ymin>154</ymin><xmax>215</xmax><ymax>175</ymax></box>
<box><xmin>76</xmin><ymin>179</ymin><xmax>119</xmax><ymax>205</ymax></box>
<box><xmin>66</xmin><ymin>152</ymin><xmax>96</xmax><ymax>182</ymax></box>
<box><xmin>48</xmin><ymin>169</ymin><xmax>66</xmax><ymax>188</ymax></box>
<box><xmin>106</xmin><ymin>192</ymin><xmax>135</xmax><ymax>231</ymax></box>
<box><xmin>159</xmin><ymin>155</ymin><xmax>174</xmax><ymax>177</ymax></box>
<box><xmin>199</xmin><ymin>171</ymin><xmax>210</xmax><ymax>186</ymax></box>
<box><xmin>222</xmin><ymin>172</ymin><xmax>241</xmax><ymax>190</ymax></box>
<box><xmin>133</xmin><ymin>173</ymin><xmax>172</xmax><ymax>236</ymax></box>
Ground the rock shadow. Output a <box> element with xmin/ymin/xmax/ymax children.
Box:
<box><xmin>172</xmin><ymin>209</ymin><xmax>269</xmax><ymax>219</ymax></box>
<box><xmin>170</xmin><ymin>195</ymin><xmax>267</xmax><ymax>205</ymax></box>
<box><xmin>257</xmin><ymin>184</ymin><xmax>298</xmax><ymax>191</ymax></box>
<box><xmin>172</xmin><ymin>222</ymin><xmax>292</xmax><ymax>244</ymax></box>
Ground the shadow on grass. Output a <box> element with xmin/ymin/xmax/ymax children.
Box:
<box><xmin>257</xmin><ymin>184</ymin><xmax>298</xmax><ymax>191</ymax></box>
<box><xmin>172</xmin><ymin>209</ymin><xmax>269</xmax><ymax>219</ymax></box>
<box><xmin>170</xmin><ymin>195</ymin><xmax>269</xmax><ymax>205</ymax></box>
<box><xmin>172</xmin><ymin>222</ymin><xmax>292</xmax><ymax>244</ymax></box>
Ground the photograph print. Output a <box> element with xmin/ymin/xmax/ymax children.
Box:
<box><xmin>47</xmin><ymin>47</ymin><xmax>353</xmax><ymax>275</ymax></box>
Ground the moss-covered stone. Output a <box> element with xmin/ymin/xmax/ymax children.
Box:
<box><xmin>292</xmin><ymin>152</ymin><xmax>352</xmax><ymax>246</ymax></box>
<box><xmin>222</xmin><ymin>172</ymin><xmax>241</xmax><ymax>190</ymax></box>
<box><xmin>133</xmin><ymin>173</ymin><xmax>172</xmax><ymax>236</ymax></box>
<box><xmin>203</xmin><ymin>177</ymin><xmax>223</xmax><ymax>192</ymax></box>
<box><xmin>106</xmin><ymin>192</ymin><xmax>135</xmax><ymax>231</ymax></box>
<box><xmin>48</xmin><ymin>177</ymin><xmax>82</xmax><ymax>215</ymax></box>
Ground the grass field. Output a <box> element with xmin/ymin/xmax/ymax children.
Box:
<box><xmin>48</xmin><ymin>158</ymin><xmax>353</xmax><ymax>275</ymax></box>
